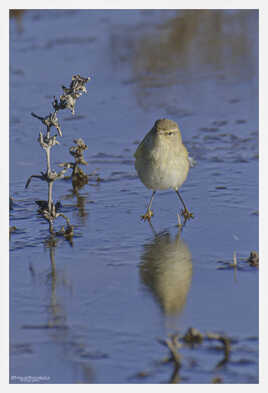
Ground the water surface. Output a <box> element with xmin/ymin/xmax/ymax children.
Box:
<box><xmin>10</xmin><ymin>9</ymin><xmax>258</xmax><ymax>384</ymax></box>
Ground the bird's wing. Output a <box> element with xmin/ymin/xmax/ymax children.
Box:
<box><xmin>134</xmin><ymin>131</ymin><xmax>152</xmax><ymax>159</ymax></box>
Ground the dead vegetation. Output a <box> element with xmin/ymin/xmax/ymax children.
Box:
<box><xmin>217</xmin><ymin>250</ymin><xmax>259</xmax><ymax>271</ymax></box>
<box><xmin>134</xmin><ymin>327</ymin><xmax>243</xmax><ymax>384</ymax></box>
<box><xmin>25</xmin><ymin>74</ymin><xmax>91</xmax><ymax>238</ymax></box>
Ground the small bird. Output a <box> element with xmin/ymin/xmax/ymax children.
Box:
<box><xmin>134</xmin><ymin>118</ymin><xmax>194</xmax><ymax>224</ymax></box>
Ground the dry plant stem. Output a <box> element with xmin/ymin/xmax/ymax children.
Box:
<box><xmin>159</xmin><ymin>334</ymin><xmax>182</xmax><ymax>368</ymax></box>
<box><xmin>27</xmin><ymin>75</ymin><xmax>90</xmax><ymax>235</ymax></box>
<box><xmin>233</xmin><ymin>251</ymin><xmax>237</xmax><ymax>266</ymax></box>
<box><xmin>221</xmin><ymin>337</ymin><xmax>231</xmax><ymax>366</ymax></box>
<box><xmin>38</xmin><ymin>131</ymin><xmax>59</xmax><ymax>175</ymax></box>
<box><xmin>48</xmin><ymin>220</ymin><xmax>54</xmax><ymax>234</ymax></box>
<box><xmin>25</xmin><ymin>165</ymin><xmax>70</xmax><ymax>189</ymax></box>
<box><xmin>170</xmin><ymin>364</ymin><xmax>180</xmax><ymax>384</ymax></box>
<box><xmin>25</xmin><ymin>173</ymin><xmax>46</xmax><ymax>188</ymax></box>
<box><xmin>159</xmin><ymin>334</ymin><xmax>182</xmax><ymax>383</ymax></box>
<box><xmin>31</xmin><ymin>112</ymin><xmax>62</xmax><ymax>137</ymax></box>
<box><xmin>206</xmin><ymin>333</ymin><xmax>231</xmax><ymax>368</ymax></box>
<box><xmin>58</xmin><ymin>213</ymin><xmax>71</xmax><ymax>227</ymax></box>
<box><xmin>166</xmin><ymin>338</ymin><xmax>181</xmax><ymax>367</ymax></box>
<box><xmin>46</xmin><ymin>146</ymin><xmax>51</xmax><ymax>174</ymax></box>
<box><xmin>48</xmin><ymin>181</ymin><xmax>53</xmax><ymax>213</ymax></box>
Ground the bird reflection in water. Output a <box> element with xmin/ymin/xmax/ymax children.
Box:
<box><xmin>139</xmin><ymin>225</ymin><xmax>192</xmax><ymax>322</ymax></box>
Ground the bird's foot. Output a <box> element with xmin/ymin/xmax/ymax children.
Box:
<box><xmin>181</xmin><ymin>208</ymin><xmax>194</xmax><ymax>223</ymax></box>
<box><xmin>141</xmin><ymin>209</ymin><xmax>154</xmax><ymax>222</ymax></box>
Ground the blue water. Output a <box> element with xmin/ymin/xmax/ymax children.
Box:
<box><xmin>10</xmin><ymin>9</ymin><xmax>258</xmax><ymax>383</ymax></box>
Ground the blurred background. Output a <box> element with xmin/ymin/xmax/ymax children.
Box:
<box><xmin>10</xmin><ymin>10</ymin><xmax>258</xmax><ymax>384</ymax></box>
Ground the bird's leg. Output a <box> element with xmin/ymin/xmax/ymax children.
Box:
<box><xmin>142</xmin><ymin>191</ymin><xmax>156</xmax><ymax>222</ymax></box>
<box><xmin>175</xmin><ymin>190</ymin><xmax>194</xmax><ymax>223</ymax></box>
